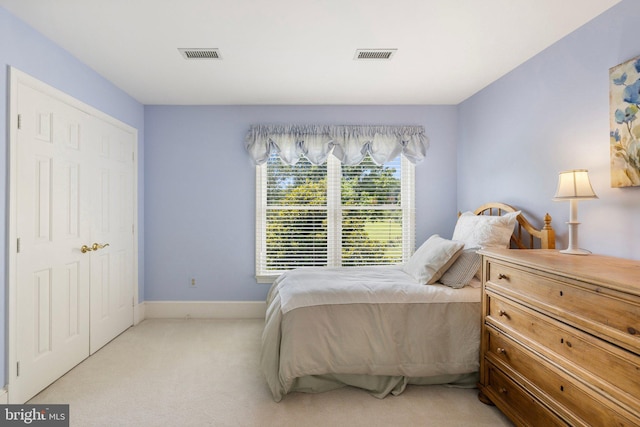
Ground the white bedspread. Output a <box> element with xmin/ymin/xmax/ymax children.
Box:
<box><xmin>273</xmin><ymin>265</ymin><xmax>480</xmax><ymax>313</ymax></box>
<box><xmin>262</xmin><ymin>265</ymin><xmax>482</xmax><ymax>401</ymax></box>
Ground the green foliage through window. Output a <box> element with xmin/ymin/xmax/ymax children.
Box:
<box><xmin>260</xmin><ymin>153</ymin><xmax>410</xmax><ymax>274</ymax></box>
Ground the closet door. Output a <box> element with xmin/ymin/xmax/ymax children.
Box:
<box><xmin>10</xmin><ymin>70</ymin><xmax>137</xmax><ymax>403</ymax></box>
<box><xmin>88</xmin><ymin>119</ymin><xmax>135</xmax><ymax>354</ymax></box>
<box><xmin>14</xmin><ymin>83</ymin><xmax>92</xmax><ymax>404</ymax></box>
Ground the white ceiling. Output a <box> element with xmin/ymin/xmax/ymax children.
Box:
<box><xmin>1</xmin><ymin>0</ymin><xmax>621</xmax><ymax>105</ymax></box>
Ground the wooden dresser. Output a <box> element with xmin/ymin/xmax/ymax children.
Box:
<box><xmin>477</xmin><ymin>248</ymin><xmax>640</xmax><ymax>427</ymax></box>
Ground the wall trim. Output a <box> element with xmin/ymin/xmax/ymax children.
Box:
<box><xmin>134</xmin><ymin>302</ymin><xmax>145</xmax><ymax>325</ymax></box>
<box><xmin>143</xmin><ymin>301</ymin><xmax>266</xmax><ymax>319</ymax></box>
<box><xmin>0</xmin><ymin>388</ymin><xmax>7</xmax><ymax>404</ymax></box>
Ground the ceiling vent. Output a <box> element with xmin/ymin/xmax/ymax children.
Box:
<box><xmin>178</xmin><ymin>48</ymin><xmax>222</xmax><ymax>60</ymax></box>
<box><xmin>354</xmin><ymin>49</ymin><xmax>397</xmax><ymax>60</ymax></box>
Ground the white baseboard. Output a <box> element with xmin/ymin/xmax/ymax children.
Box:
<box><xmin>143</xmin><ymin>301</ymin><xmax>266</xmax><ymax>319</ymax></box>
<box><xmin>134</xmin><ymin>302</ymin><xmax>145</xmax><ymax>325</ymax></box>
<box><xmin>0</xmin><ymin>388</ymin><xmax>7</xmax><ymax>404</ymax></box>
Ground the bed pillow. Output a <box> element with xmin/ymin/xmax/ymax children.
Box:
<box><xmin>439</xmin><ymin>247</ymin><xmax>482</xmax><ymax>288</ymax></box>
<box><xmin>403</xmin><ymin>235</ymin><xmax>464</xmax><ymax>285</ymax></box>
<box><xmin>452</xmin><ymin>211</ymin><xmax>521</xmax><ymax>249</ymax></box>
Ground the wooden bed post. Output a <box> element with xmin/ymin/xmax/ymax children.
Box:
<box><xmin>540</xmin><ymin>213</ymin><xmax>555</xmax><ymax>250</ymax></box>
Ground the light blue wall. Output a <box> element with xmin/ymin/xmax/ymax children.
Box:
<box><xmin>0</xmin><ymin>6</ymin><xmax>145</xmax><ymax>387</ymax></box>
<box><xmin>458</xmin><ymin>0</ymin><xmax>640</xmax><ymax>260</ymax></box>
<box><xmin>144</xmin><ymin>105</ymin><xmax>458</xmax><ymax>301</ymax></box>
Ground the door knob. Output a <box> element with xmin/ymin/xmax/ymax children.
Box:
<box><xmin>81</xmin><ymin>245</ymin><xmax>93</xmax><ymax>253</ymax></box>
<box><xmin>91</xmin><ymin>243</ymin><xmax>110</xmax><ymax>251</ymax></box>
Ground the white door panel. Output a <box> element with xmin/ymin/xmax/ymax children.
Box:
<box><xmin>14</xmin><ymin>84</ymin><xmax>91</xmax><ymax>403</ymax></box>
<box><xmin>89</xmin><ymin>120</ymin><xmax>135</xmax><ymax>353</ymax></box>
<box><xmin>10</xmin><ymin>70</ymin><xmax>137</xmax><ymax>403</ymax></box>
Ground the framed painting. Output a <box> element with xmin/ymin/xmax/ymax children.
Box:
<box><xmin>610</xmin><ymin>56</ymin><xmax>640</xmax><ymax>187</ymax></box>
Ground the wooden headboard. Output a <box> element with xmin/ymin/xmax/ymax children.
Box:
<box><xmin>467</xmin><ymin>202</ymin><xmax>555</xmax><ymax>250</ymax></box>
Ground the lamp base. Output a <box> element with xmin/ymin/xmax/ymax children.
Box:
<box><xmin>560</xmin><ymin>248</ymin><xmax>592</xmax><ymax>255</ymax></box>
<box><xmin>562</xmin><ymin>218</ymin><xmax>591</xmax><ymax>255</ymax></box>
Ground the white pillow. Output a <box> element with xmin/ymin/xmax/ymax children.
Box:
<box><xmin>403</xmin><ymin>235</ymin><xmax>464</xmax><ymax>285</ymax></box>
<box><xmin>439</xmin><ymin>247</ymin><xmax>481</xmax><ymax>288</ymax></box>
<box><xmin>452</xmin><ymin>211</ymin><xmax>520</xmax><ymax>249</ymax></box>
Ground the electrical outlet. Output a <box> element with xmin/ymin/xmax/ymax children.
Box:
<box><xmin>190</xmin><ymin>277</ymin><xmax>197</xmax><ymax>288</ymax></box>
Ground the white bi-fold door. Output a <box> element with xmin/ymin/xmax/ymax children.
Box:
<box><xmin>9</xmin><ymin>69</ymin><xmax>138</xmax><ymax>403</ymax></box>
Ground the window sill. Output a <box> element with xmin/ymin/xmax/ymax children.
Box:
<box><xmin>256</xmin><ymin>275</ymin><xmax>278</xmax><ymax>284</ymax></box>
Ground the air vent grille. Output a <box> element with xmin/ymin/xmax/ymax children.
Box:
<box><xmin>354</xmin><ymin>49</ymin><xmax>397</xmax><ymax>60</ymax></box>
<box><xmin>178</xmin><ymin>48</ymin><xmax>222</xmax><ymax>60</ymax></box>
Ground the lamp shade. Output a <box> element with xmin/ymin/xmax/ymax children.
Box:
<box><xmin>553</xmin><ymin>169</ymin><xmax>598</xmax><ymax>200</ymax></box>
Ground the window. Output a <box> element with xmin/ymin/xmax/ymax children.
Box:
<box><xmin>255</xmin><ymin>153</ymin><xmax>415</xmax><ymax>281</ymax></box>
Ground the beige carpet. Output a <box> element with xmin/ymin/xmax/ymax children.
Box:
<box><xmin>29</xmin><ymin>319</ymin><xmax>513</xmax><ymax>427</ymax></box>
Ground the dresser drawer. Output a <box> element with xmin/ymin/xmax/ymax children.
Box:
<box><xmin>486</xmin><ymin>260</ymin><xmax>640</xmax><ymax>353</ymax></box>
<box><xmin>485</xmin><ymin>326</ymin><xmax>639</xmax><ymax>427</ymax></box>
<box><xmin>482</xmin><ymin>362</ymin><xmax>567</xmax><ymax>427</ymax></box>
<box><xmin>486</xmin><ymin>291</ymin><xmax>640</xmax><ymax>412</ymax></box>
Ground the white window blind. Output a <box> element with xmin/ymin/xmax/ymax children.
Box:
<box><xmin>256</xmin><ymin>153</ymin><xmax>415</xmax><ymax>282</ymax></box>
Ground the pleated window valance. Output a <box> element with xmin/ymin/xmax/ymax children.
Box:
<box><xmin>245</xmin><ymin>124</ymin><xmax>429</xmax><ymax>166</ymax></box>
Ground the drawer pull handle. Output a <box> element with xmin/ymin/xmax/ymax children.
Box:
<box><xmin>629</xmin><ymin>327</ymin><xmax>637</xmax><ymax>335</ymax></box>
<box><xmin>498</xmin><ymin>310</ymin><xmax>507</xmax><ymax>317</ymax></box>
<box><xmin>499</xmin><ymin>387</ymin><xmax>508</xmax><ymax>394</ymax></box>
<box><xmin>566</xmin><ymin>341</ymin><xmax>572</xmax><ymax>348</ymax></box>
<box><xmin>497</xmin><ymin>273</ymin><xmax>509</xmax><ymax>280</ymax></box>
<box><xmin>496</xmin><ymin>347</ymin><xmax>506</xmax><ymax>354</ymax></box>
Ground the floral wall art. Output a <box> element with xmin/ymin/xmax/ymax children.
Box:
<box><xmin>610</xmin><ymin>56</ymin><xmax>640</xmax><ymax>188</ymax></box>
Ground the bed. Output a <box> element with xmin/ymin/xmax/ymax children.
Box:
<box><xmin>261</xmin><ymin>203</ymin><xmax>555</xmax><ymax>401</ymax></box>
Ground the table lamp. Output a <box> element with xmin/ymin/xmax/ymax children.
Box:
<box><xmin>552</xmin><ymin>169</ymin><xmax>598</xmax><ymax>255</ymax></box>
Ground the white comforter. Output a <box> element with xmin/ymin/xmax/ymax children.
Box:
<box><xmin>276</xmin><ymin>265</ymin><xmax>480</xmax><ymax>313</ymax></box>
<box><xmin>261</xmin><ymin>266</ymin><xmax>481</xmax><ymax>401</ymax></box>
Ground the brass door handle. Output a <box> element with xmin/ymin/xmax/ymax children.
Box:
<box><xmin>91</xmin><ymin>243</ymin><xmax>110</xmax><ymax>251</ymax></box>
<box><xmin>81</xmin><ymin>245</ymin><xmax>93</xmax><ymax>253</ymax></box>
